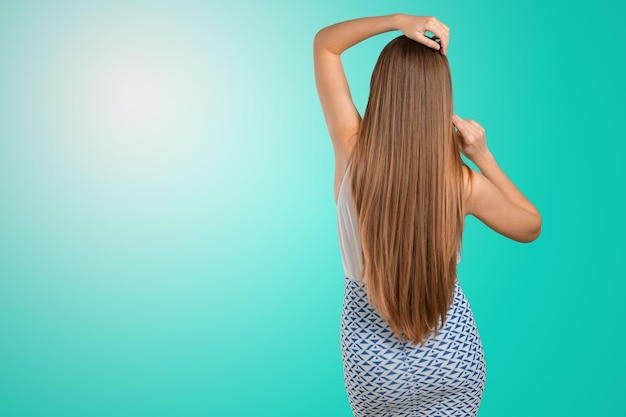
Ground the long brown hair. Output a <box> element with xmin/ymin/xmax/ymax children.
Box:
<box><xmin>350</xmin><ymin>35</ymin><xmax>473</xmax><ymax>346</ymax></box>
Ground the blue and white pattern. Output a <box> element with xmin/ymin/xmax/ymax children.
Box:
<box><xmin>340</xmin><ymin>275</ymin><xmax>486</xmax><ymax>416</ymax></box>
<box><xmin>336</xmin><ymin>159</ymin><xmax>486</xmax><ymax>416</ymax></box>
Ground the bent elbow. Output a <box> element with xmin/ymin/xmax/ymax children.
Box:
<box><xmin>313</xmin><ymin>29</ymin><xmax>340</xmax><ymax>55</ymax></box>
<box><xmin>313</xmin><ymin>30</ymin><xmax>327</xmax><ymax>51</ymax></box>
<box><xmin>313</xmin><ymin>30</ymin><xmax>321</xmax><ymax>48</ymax></box>
<box><xmin>524</xmin><ymin>215</ymin><xmax>542</xmax><ymax>243</ymax></box>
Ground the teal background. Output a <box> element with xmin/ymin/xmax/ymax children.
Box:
<box><xmin>0</xmin><ymin>0</ymin><xmax>623</xmax><ymax>416</ymax></box>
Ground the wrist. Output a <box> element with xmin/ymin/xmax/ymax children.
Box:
<box><xmin>391</xmin><ymin>13</ymin><xmax>405</xmax><ymax>31</ymax></box>
<box><xmin>474</xmin><ymin>150</ymin><xmax>495</xmax><ymax>168</ymax></box>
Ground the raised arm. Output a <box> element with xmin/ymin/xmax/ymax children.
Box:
<box><xmin>314</xmin><ymin>14</ymin><xmax>450</xmax><ymax>166</ymax></box>
<box><xmin>454</xmin><ymin>114</ymin><xmax>543</xmax><ymax>243</ymax></box>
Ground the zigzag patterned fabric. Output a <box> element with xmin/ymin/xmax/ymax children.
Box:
<box><xmin>340</xmin><ymin>275</ymin><xmax>486</xmax><ymax>417</ymax></box>
<box><xmin>336</xmin><ymin>158</ymin><xmax>486</xmax><ymax>415</ymax></box>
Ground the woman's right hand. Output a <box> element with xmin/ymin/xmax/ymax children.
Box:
<box><xmin>452</xmin><ymin>114</ymin><xmax>492</xmax><ymax>165</ymax></box>
<box><xmin>395</xmin><ymin>14</ymin><xmax>450</xmax><ymax>55</ymax></box>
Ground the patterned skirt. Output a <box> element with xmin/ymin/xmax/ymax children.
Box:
<box><xmin>340</xmin><ymin>275</ymin><xmax>486</xmax><ymax>417</ymax></box>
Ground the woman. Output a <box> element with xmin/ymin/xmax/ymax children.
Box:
<box><xmin>313</xmin><ymin>13</ymin><xmax>542</xmax><ymax>417</ymax></box>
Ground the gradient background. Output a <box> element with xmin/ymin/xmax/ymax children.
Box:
<box><xmin>0</xmin><ymin>1</ymin><xmax>623</xmax><ymax>416</ymax></box>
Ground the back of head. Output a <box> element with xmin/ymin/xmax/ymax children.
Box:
<box><xmin>350</xmin><ymin>35</ymin><xmax>470</xmax><ymax>346</ymax></box>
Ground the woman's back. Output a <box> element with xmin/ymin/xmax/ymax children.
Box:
<box><xmin>315</xmin><ymin>12</ymin><xmax>541</xmax><ymax>417</ymax></box>
<box><xmin>337</xmin><ymin>158</ymin><xmax>462</xmax><ymax>285</ymax></box>
<box><xmin>337</xmin><ymin>158</ymin><xmax>486</xmax><ymax>416</ymax></box>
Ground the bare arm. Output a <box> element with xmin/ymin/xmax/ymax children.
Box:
<box><xmin>314</xmin><ymin>14</ymin><xmax>450</xmax><ymax>160</ymax></box>
<box><xmin>454</xmin><ymin>114</ymin><xmax>542</xmax><ymax>242</ymax></box>
<box><xmin>474</xmin><ymin>151</ymin><xmax>540</xmax><ymax>217</ymax></box>
<box><xmin>314</xmin><ymin>13</ymin><xmax>448</xmax><ymax>57</ymax></box>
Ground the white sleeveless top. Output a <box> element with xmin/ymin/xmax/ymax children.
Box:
<box><xmin>336</xmin><ymin>159</ymin><xmax>461</xmax><ymax>282</ymax></box>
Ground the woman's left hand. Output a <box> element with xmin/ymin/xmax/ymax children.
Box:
<box><xmin>395</xmin><ymin>14</ymin><xmax>450</xmax><ymax>55</ymax></box>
